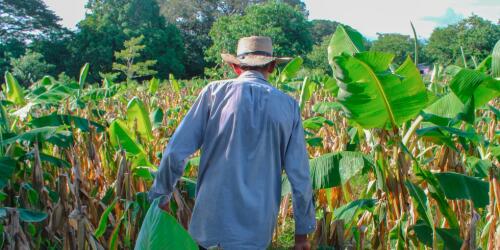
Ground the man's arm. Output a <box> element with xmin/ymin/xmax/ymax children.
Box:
<box><xmin>283</xmin><ymin>103</ymin><xmax>316</xmax><ymax>247</ymax></box>
<box><xmin>148</xmin><ymin>86</ymin><xmax>211</xmax><ymax>205</ymax></box>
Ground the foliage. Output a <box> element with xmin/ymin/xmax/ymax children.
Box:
<box><xmin>370</xmin><ymin>33</ymin><xmax>415</xmax><ymax>66</ymax></box>
<box><xmin>9</xmin><ymin>50</ymin><xmax>55</xmax><ymax>86</ymax></box>
<box><xmin>425</xmin><ymin>15</ymin><xmax>500</xmax><ymax>65</ymax></box>
<box><xmin>70</xmin><ymin>0</ymin><xmax>185</xmax><ymax>81</ymax></box>
<box><xmin>206</xmin><ymin>1</ymin><xmax>313</xmax><ymax>63</ymax></box>
<box><xmin>305</xmin><ymin>35</ymin><xmax>333</xmax><ymax>75</ymax></box>
<box><xmin>0</xmin><ymin>0</ymin><xmax>61</xmax><ymax>41</ymax></box>
<box><xmin>112</xmin><ymin>35</ymin><xmax>157</xmax><ymax>83</ymax></box>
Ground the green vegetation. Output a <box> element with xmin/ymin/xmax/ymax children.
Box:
<box><xmin>0</xmin><ymin>0</ymin><xmax>500</xmax><ymax>249</ymax></box>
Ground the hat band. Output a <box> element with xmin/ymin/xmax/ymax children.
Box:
<box><xmin>237</xmin><ymin>50</ymin><xmax>273</xmax><ymax>58</ymax></box>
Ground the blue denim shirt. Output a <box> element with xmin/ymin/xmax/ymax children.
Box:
<box><xmin>148</xmin><ymin>70</ymin><xmax>316</xmax><ymax>249</ymax></box>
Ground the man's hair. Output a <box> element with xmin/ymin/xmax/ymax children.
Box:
<box><xmin>240</xmin><ymin>63</ymin><xmax>271</xmax><ymax>72</ymax></box>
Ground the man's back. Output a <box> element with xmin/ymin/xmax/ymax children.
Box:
<box><xmin>149</xmin><ymin>70</ymin><xmax>315</xmax><ymax>249</ymax></box>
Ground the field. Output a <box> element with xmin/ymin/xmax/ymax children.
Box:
<box><xmin>1</xmin><ymin>26</ymin><xmax>499</xmax><ymax>249</ymax></box>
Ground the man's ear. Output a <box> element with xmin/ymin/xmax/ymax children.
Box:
<box><xmin>230</xmin><ymin>63</ymin><xmax>243</xmax><ymax>75</ymax></box>
<box><xmin>266</xmin><ymin>61</ymin><xmax>277</xmax><ymax>73</ymax></box>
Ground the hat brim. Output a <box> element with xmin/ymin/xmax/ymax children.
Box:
<box><xmin>221</xmin><ymin>53</ymin><xmax>292</xmax><ymax>66</ymax></box>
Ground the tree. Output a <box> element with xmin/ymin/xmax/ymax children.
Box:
<box><xmin>10</xmin><ymin>51</ymin><xmax>55</xmax><ymax>86</ymax></box>
<box><xmin>0</xmin><ymin>39</ymin><xmax>25</xmax><ymax>75</ymax></box>
<box><xmin>30</xmin><ymin>30</ymin><xmax>74</xmax><ymax>76</ymax></box>
<box><xmin>370</xmin><ymin>33</ymin><xmax>414</xmax><ymax>66</ymax></box>
<box><xmin>69</xmin><ymin>0</ymin><xmax>185</xmax><ymax>82</ymax></box>
<box><xmin>0</xmin><ymin>0</ymin><xmax>62</xmax><ymax>41</ymax></box>
<box><xmin>206</xmin><ymin>1</ymin><xmax>313</xmax><ymax>64</ymax></box>
<box><xmin>309</xmin><ymin>20</ymin><xmax>341</xmax><ymax>45</ymax></box>
<box><xmin>305</xmin><ymin>35</ymin><xmax>332</xmax><ymax>75</ymax></box>
<box><xmin>112</xmin><ymin>35</ymin><xmax>157</xmax><ymax>83</ymax></box>
<box><xmin>157</xmin><ymin>0</ymin><xmax>307</xmax><ymax>77</ymax></box>
<box><xmin>425</xmin><ymin>15</ymin><xmax>500</xmax><ymax>65</ymax></box>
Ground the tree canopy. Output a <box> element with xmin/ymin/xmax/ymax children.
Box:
<box><xmin>70</xmin><ymin>0</ymin><xmax>185</xmax><ymax>81</ymax></box>
<box><xmin>206</xmin><ymin>1</ymin><xmax>313</xmax><ymax>64</ymax></box>
<box><xmin>425</xmin><ymin>15</ymin><xmax>500</xmax><ymax>65</ymax></box>
<box><xmin>0</xmin><ymin>0</ymin><xmax>62</xmax><ymax>42</ymax></box>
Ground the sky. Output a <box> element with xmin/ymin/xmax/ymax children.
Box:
<box><xmin>44</xmin><ymin>0</ymin><xmax>499</xmax><ymax>39</ymax></box>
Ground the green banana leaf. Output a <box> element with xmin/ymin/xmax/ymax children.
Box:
<box><xmin>78</xmin><ymin>63</ymin><xmax>90</xmax><ymax>90</ymax></box>
<box><xmin>333</xmin><ymin>198</ymin><xmax>376</xmax><ymax>227</ymax></box>
<box><xmin>411</xmin><ymin>221</ymin><xmax>463</xmax><ymax>249</ymax></box>
<box><xmin>434</xmin><ymin>172</ymin><xmax>489</xmax><ymax>208</ymax></box>
<box><xmin>108</xmin><ymin>119</ymin><xmax>145</xmax><ymax>155</ymax></box>
<box><xmin>328</xmin><ymin>25</ymin><xmax>365</xmax><ymax>65</ymax></box>
<box><xmin>423</xmin><ymin>93</ymin><xmax>464</xmax><ymax>119</ymax></box>
<box><xmin>405</xmin><ymin>181</ymin><xmax>434</xmax><ymax>228</ymax></box>
<box><xmin>149</xmin><ymin>77</ymin><xmax>160</xmax><ymax>95</ymax></box>
<box><xmin>413</xmin><ymin>165</ymin><xmax>459</xmax><ymax>229</ymax></box>
<box><xmin>127</xmin><ymin>97</ymin><xmax>153</xmax><ymax>141</ymax></box>
<box><xmin>150</xmin><ymin>108</ymin><xmax>164</xmax><ymax>129</ymax></box>
<box><xmin>312</xmin><ymin>102</ymin><xmax>342</xmax><ymax>114</ymax></box>
<box><xmin>30</xmin><ymin>114</ymin><xmax>105</xmax><ymax>133</ymax></box>
<box><xmin>4</xmin><ymin>72</ymin><xmax>26</xmax><ymax>105</ymax></box>
<box><xmin>278</xmin><ymin>57</ymin><xmax>303</xmax><ymax>83</ymax></box>
<box><xmin>492</xmin><ymin>40</ymin><xmax>500</xmax><ymax>78</ymax></box>
<box><xmin>450</xmin><ymin>68</ymin><xmax>500</xmax><ymax>107</ymax></box>
<box><xmin>135</xmin><ymin>198</ymin><xmax>197</xmax><ymax>250</ymax></box>
<box><xmin>299</xmin><ymin>77</ymin><xmax>316</xmax><ymax>111</ymax></box>
<box><xmin>0</xmin><ymin>157</ymin><xmax>16</xmax><ymax>188</ymax></box>
<box><xmin>333</xmin><ymin>52</ymin><xmax>429</xmax><ymax>129</ymax></box>
<box><xmin>282</xmin><ymin>151</ymin><xmax>373</xmax><ymax>195</ymax></box>
<box><xmin>0</xmin><ymin>207</ymin><xmax>48</xmax><ymax>222</ymax></box>
<box><xmin>0</xmin><ymin>126</ymin><xmax>67</xmax><ymax>146</ymax></box>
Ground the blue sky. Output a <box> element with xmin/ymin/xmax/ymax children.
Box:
<box><xmin>44</xmin><ymin>0</ymin><xmax>499</xmax><ymax>39</ymax></box>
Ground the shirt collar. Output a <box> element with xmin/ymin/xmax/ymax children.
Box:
<box><xmin>237</xmin><ymin>70</ymin><xmax>267</xmax><ymax>82</ymax></box>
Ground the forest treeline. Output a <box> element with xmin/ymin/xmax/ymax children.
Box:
<box><xmin>1</xmin><ymin>0</ymin><xmax>499</xmax><ymax>85</ymax></box>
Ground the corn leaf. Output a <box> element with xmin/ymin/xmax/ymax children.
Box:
<box><xmin>95</xmin><ymin>199</ymin><xmax>118</xmax><ymax>238</ymax></box>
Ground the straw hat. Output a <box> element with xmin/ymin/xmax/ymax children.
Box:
<box><xmin>221</xmin><ymin>36</ymin><xmax>292</xmax><ymax>66</ymax></box>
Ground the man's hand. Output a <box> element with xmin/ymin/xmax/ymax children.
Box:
<box><xmin>294</xmin><ymin>234</ymin><xmax>310</xmax><ymax>250</ymax></box>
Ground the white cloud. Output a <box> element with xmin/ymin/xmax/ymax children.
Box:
<box><xmin>422</xmin><ymin>8</ymin><xmax>464</xmax><ymax>27</ymax></box>
<box><xmin>43</xmin><ymin>0</ymin><xmax>87</xmax><ymax>29</ymax></box>
<box><xmin>44</xmin><ymin>0</ymin><xmax>499</xmax><ymax>38</ymax></box>
<box><xmin>304</xmin><ymin>0</ymin><xmax>499</xmax><ymax>38</ymax></box>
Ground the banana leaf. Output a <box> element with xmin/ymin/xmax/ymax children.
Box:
<box><xmin>449</xmin><ymin>68</ymin><xmax>500</xmax><ymax>107</ymax></box>
<box><xmin>333</xmin><ymin>52</ymin><xmax>429</xmax><ymax>129</ymax></box>
<box><xmin>127</xmin><ymin>97</ymin><xmax>153</xmax><ymax>141</ymax></box>
<box><xmin>30</xmin><ymin>114</ymin><xmax>105</xmax><ymax>133</ymax></box>
<box><xmin>134</xmin><ymin>198</ymin><xmax>197</xmax><ymax>250</ymax></box>
<box><xmin>434</xmin><ymin>172</ymin><xmax>489</xmax><ymax>208</ymax></box>
<box><xmin>279</xmin><ymin>57</ymin><xmax>303</xmax><ymax>83</ymax></box>
<box><xmin>108</xmin><ymin>119</ymin><xmax>145</xmax><ymax>155</ymax></box>
<box><xmin>282</xmin><ymin>151</ymin><xmax>373</xmax><ymax>195</ymax></box>
<box><xmin>4</xmin><ymin>72</ymin><xmax>26</xmax><ymax>105</ymax></box>
<box><xmin>492</xmin><ymin>40</ymin><xmax>500</xmax><ymax>78</ymax></box>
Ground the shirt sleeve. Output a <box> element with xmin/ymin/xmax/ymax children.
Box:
<box><xmin>283</xmin><ymin>103</ymin><xmax>316</xmax><ymax>235</ymax></box>
<box><xmin>148</xmin><ymin>85</ymin><xmax>211</xmax><ymax>203</ymax></box>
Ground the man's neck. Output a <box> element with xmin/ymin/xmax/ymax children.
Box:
<box><xmin>240</xmin><ymin>70</ymin><xmax>269</xmax><ymax>80</ymax></box>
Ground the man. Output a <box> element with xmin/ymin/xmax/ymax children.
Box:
<box><xmin>148</xmin><ymin>36</ymin><xmax>316</xmax><ymax>250</ymax></box>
